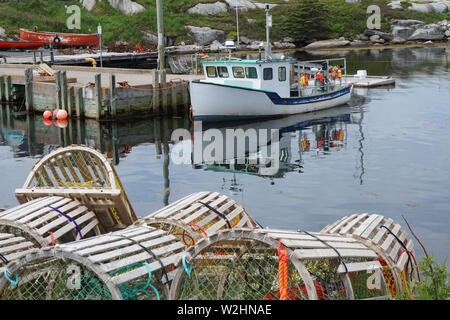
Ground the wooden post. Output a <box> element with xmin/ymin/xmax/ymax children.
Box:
<box><xmin>39</xmin><ymin>51</ymin><xmax>44</xmax><ymax>64</ymax></box>
<box><xmin>25</xmin><ymin>68</ymin><xmax>34</xmax><ymax>113</ymax></box>
<box><xmin>61</xmin><ymin>71</ymin><xmax>68</xmax><ymax>111</ymax></box>
<box><xmin>170</xmin><ymin>81</ymin><xmax>178</xmax><ymax>115</ymax></box>
<box><xmin>95</xmin><ymin>74</ymin><xmax>102</xmax><ymax>121</ymax></box>
<box><xmin>0</xmin><ymin>76</ymin><xmax>4</xmax><ymax>102</ymax></box>
<box><xmin>33</xmin><ymin>51</ymin><xmax>37</xmax><ymax>65</ymax></box>
<box><xmin>55</xmin><ymin>71</ymin><xmax>62</xmax><ymax>109</ymax></box>
<box><xmin>67</xmin><ymin>86</ymin><xmax>74</xmax><ymax>118</ymax></box>
<box><xmin>109</xmin><ymin>73</ymin><xmax>117</xmax><ymax>119</ymax></box>
<box><xmin>153</xmin><ymin>116</ymin><xmax>162</xmax><ymax>156</ymax></box>
<box><xmin>181</xmin><ymin>81</ymin><xmax>189</xmax><ymax>113</ymax></box>
<box><xmin>152</xmin><ymin>69</ymin><xmax>160</xmax><ymax>114</ymax></box>
<box><xmin>5</xmin><ymin>76</ymin><xmax>12</xmax><ymax>101</ymax></box>
<box><xmin>75</xmin><ymin>87</ymin><xmax>84</xmax><ymax>118</ymax></box>
<box><xmin>160</xmin><ymin>69</ymin><xmax>167</xmax><ymax>115</ymax></box>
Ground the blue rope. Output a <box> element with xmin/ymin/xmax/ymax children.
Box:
<box><xmin>47</xmin><ymin>206</ymin><xmax>83</xmax><ymax>239</ymax></box>
<box><xmin>182</xmin><ymin>254</ymin><xmax>192</xmax><ymax>275</ymax></box>
<box><xmin>3</xmin><ymin>268</ymin><xmax>18</xmax><ymax>286</ymax></box>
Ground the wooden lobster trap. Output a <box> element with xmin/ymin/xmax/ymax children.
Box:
<box><xmin>135</xmin><ymin>191</ymin><xmax>261</xmax><ymax>247</ymax></box>
<box><xmin>0</xmin><ymin>226</ymin><xmax>185</xmax><ymax>300</ymax></box>
<box><xmin>14</xmin><ymin>145</ymin><xmax>137</xmax><ymax>232</ymax></box>
<box><xmin>0</xmin><ymin>196</ymin><xmax>101</xmax><ymax>270</ymax></box>
<box><xmin>320</xmin><ymin>213</ymin><xmax>419</xmax><ymax>297</ymax></box>
<box><xmin>169</xmin><ymin>225</ymin><xmax>405</xmax><ymax>300</ymax></box>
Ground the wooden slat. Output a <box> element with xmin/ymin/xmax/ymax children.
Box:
<box><xmin>62</xmin><ymin>156</ymin><xmax>81</xmax><ymax>183</ymax></box>
<box><xmin>27</xmin><ymin>200</ymin><xmax>82</xmax><ymax>228</ymax></box>
<box><xmin>0</xmin><ymin>233</ymin><xmax>14</xmax><ymax>241</ymax></box>
<box><xmin>266</xmin><ymin>232</ymin><xmax>358</xmax><ymax>243</ymax></box>
<box><xmin>101</xmin><ymin>241</ymin><xmax>185</xmax><ymax>273</ymax></box>
<box><xmin>0</xmin><ymin>197</ymin><xmax>44</xmax><ymax>218</ymax></box>
<box><xmin>328</xmin><ymin>214</ymin><xmax>358</xmax><ymax>234</ymax></box>
<box><xmin>321</xmin><ymin>216</ymin><xmax>348</xmax><ymax>233</ymax></box>
<box><xmin>77</xmin><ymin>218</ymin><xmax>100</xmax><ymax>240</ymax></box>
<box><xmin>55</xmin><ymin>158</ymin><xmax>73</xmax><ymax>183</ymax></box>
<box><xmin>294</xmin><ymin>248</ymin><xmax>378</xmax><ymax>260</ymax></box>
<box><xmin>88</xmin><ymin>235</ymin><xmax>176</xmax><ymax>263</ymax></box>
<box><xmin>282</xmin><ymin>239</ymin><xmax>369</xmax><ymax>250</ymax></box>
<box><xmin>74</xmin><ymin>229</ymin><xmax>168</xmax><ymax>256</ymax></box>
<box><xmin>181</xmin><ymin>195</ymin><xmax>228</xmax><ymax>224</ymax></box>
<box><xmin>352</xmin><ymin>214</ymin><xmax>380</xmax><ymax>236</ymax></box>
<box><xmin>396</xmin><ymin>239</ymin><xmax>414</xmax><ymax>271</ymax></box>
<box><xmin>195</xmin><ymin>200</ymin><xmax>236</xmax><ymax>228</ymax></box>
<box><xmin>339</xmin><ymin>213</ymin><xmax>369</xmax><ymax>235</ymax></box>
<box><xmin>168</xmin><ymin>192</ymin><xmax>219</xmax><ymax>221</ymax></box>
<box><xmin>205</xmin><ymin>207</ymin><xmax>244</xmax><ymax>234</ymax></box>
<box><xmin>4</xmin><ymin>197</ymin><xmax>64</xmax><ymax>221</ymax></box>
<box><xmin>110</xmin><ymin>252</ymin><xmax>185</xmax><ymax>286</ymax></box>
<box><xmin>371</xmin><ymin>218</ymin><xmax>394</xmax><ymax>244</ymax></box>
<box><xmin>380</xmin><ymin>223</ymin><xmax>402</xmax><ymax>252</ymax></box>
<box><xmin>0</xmin><ymin>241</ymin><xmax>35</xmax><ymax>255</ymax></box>
<box><xmin>151</xmin><ymin>192</ymin><xmax>210</xmax><ymax>218</ymax></box>
<box><xmin>359</xmin><ymin>215</ymin><xmax>385</xmax><ymax>239</ymax></box>
<box><xmin>36</xmin><ymin>206</ymin><xmax>89</xmax><ymax>235</ymax></box>
<box><xmin>337</xmin><ymin>260</ymin><xmax>382</xmax><ymax>274</ymax></box>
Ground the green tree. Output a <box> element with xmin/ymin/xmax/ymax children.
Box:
<box><xmin>283</xmin><ymin>0</ymin><xmax>329</xmax><ymax>45</ymax></box>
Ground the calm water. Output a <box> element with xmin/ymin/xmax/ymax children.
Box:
<box><xmin>1</xmin><ymin>47</ymin><xmax>449</xmax><ymax>262</ymax></box>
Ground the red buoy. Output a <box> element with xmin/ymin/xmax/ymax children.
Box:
<box><xmin>56</xmin><ymin>109</ymin><xmax>68</xmax><ymax>120</ymax></box>
<box><xmin>43</xmin><ymin>110</ymin><xmax>52</xmax><ymax>119</ymax></box>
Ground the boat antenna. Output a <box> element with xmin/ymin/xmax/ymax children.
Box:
<box><xmin>265</xmin><ymin>4</ymin><xmax>272</xmax><ymax>60</ymax></box>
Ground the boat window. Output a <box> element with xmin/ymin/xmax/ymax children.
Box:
<box><xmin>217</xmin><ymin>66</ymin><xmax>229</xmax><ymax>78</ymax></box>
<box><xmin>245</xmin><ymin>67</ymin><xmax>258</xmax><ymax>79</ymax></box>
<box><xmin>263</xmin><ymin>68</ymin><xmax>273</xmax><ymax>80</ymax></box>
<box><xmin>232</xmin><ymin>67</ymin><xmax>245</xmax><ymax>78</ymax></box>
<box><xmin>206</xmin><ymin>66</ymin><xmax>217</xmax><ymax>78</ymax></box>
<box><xmin>278</xmin><ymin>67</ymin><xmax>286</xmax><ymax>81</ymax></box>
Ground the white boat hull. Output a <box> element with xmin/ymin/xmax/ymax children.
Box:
<box><xmin>190</xmin><ymin>81</ymin><xmax>352</xmax><ymax>121</ymax></box>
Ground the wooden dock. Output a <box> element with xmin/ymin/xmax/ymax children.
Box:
<box><xmin>343</xmin><ymin>75</ymin><xmax>395</xmax><ymax>88</ymax></box>
<box><xmin>0</xmin><ymin>64</ymin><xmax>202</xmax><ymax>120</ymax></box>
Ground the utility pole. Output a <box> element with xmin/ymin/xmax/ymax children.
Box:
<box><xmin>265</xmin><ymin>4</ymin><xmax>272</xmax><ymax>60</ymax></box>
<box><xmin>98</xmin><ymin>24</ymin><xmax>103</xmax><ymax>68</ymax></box>
<box><xmin>156</xmin><ymin>0</ymin><xmax>166</xmax><ymax>84</ymax></box>
<box><xmin>235</xmin><ymin>0</ymin><xmax>239</xmax><ymax>46</ymax></box>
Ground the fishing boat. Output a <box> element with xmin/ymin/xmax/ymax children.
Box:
<box><xmin>20</xmin><ymin>28</ymin><xmax>99</xmax><ymax>48</ymax></box>
<box><xmin>189</xmin><ymin>6</ymin><xmax>352</xmax><ymax>122</ymax></box>
<box><xmin>0</xmin><ymin>40</ymin><xmax>44</xmax><ymax>50</ymax></box>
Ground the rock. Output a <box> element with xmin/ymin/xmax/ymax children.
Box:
<box><xmin>209</xmin><ymin>40</ymin><xmax>223</xmax><ymax>51</ymax></box>
<box><xmin>303</xmin><ymin>39</ymin><xmax>350</xmax><ymax>50</ymax></box>
<box><xmin>239</xmin><ymin>36</ymin><xmax>251</xmax><ymax>45</ymax></box>
<box><xmin>349</xmin><ymin>40</ymin><xmax>369</xmax><ymax>47</ymax></box>
<box><xmin>445</xmin><ymin>30</ymin><xmax>450</xmax><ymax>37</ymax></box>
<box><xmin>273</xmin><ymin>41</ymin><xmax>296</xmax><ymax>49</ymax></box>
<box><xmin>142</xmin><ymin>31</ymin><xmax>158</xmax><ymax>45</ymax></box>
<box><xmin>108</xmin><ymin>0</ymin><xmax>145</xmax><ymax>15</ymax></box>
<box><xmin>283</xmin><ymin>37</ymin><xmax>295</xmax><ymax>43</ymax></box>
<box><xmin>187</xmin><ymin>2</ymin><xmax>228</xmax><ymax>15</ymax></box>
<box><xmin>423</xmin><ymin>40</ymin><xmax>434</xmax><ymax>44</ymax></box>
<box><xmin>224</xmin><ymin>0</ymin><xmax>256</xmax><ymax>11</ymax></box>
<box><xmin>409</xmin><ymin>3</ymin><xmax>449</xmax><ymax>14</ymax></box>
<box><xmin>0</xmin><ymin>26</ymin><xmax>5</xmax><ymax>38</ymax></box>
<box><xmin>364</xmin><ymin>29</ymin><xmax>393</xmax><ymax>41</ymax></box>
<box><xmin>355</xmin><ymin>33</ymin><xmax>369</xmax><ymax>41</ymax></box>
<box><xmin>387</xmin><ymin>1</ymin><xmax>403</xmax><ymax>9</ymax></box>
<box><xmin>391</xmin><ymin>37</ymin><xmax>406</xmax><ymax>44</ymax></box>
<box><xmin>370</xmin><ymin>35</ymin><xmax>380</xmax><ymax>42</ymax></box>
<box><xmin>391</xmin><ymin>19</ymin><xmax>425</xmax><ymax>27</ymax></box>
<box><xmin>81</xmin><ymin>0</ymin><xmax>97</xmax><ymax>11</ymax></box>
<box><xmin>408</xmin><ymin>24</ymin><xmax>446</xmax><ymax>40</ymax></box>
<box><xmin>187</xmin><ymin>26</ymin><xmax>225</xmax><ymax>46</ymax></box>
<box><xmin>392</xmin><ymin>26</ymin><xmax>415</xmax><ymax>40</ymax></box>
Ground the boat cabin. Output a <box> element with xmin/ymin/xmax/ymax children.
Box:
<box><xmin>201</xmin><ymin>59</ymin><xmax>295</xmax><ymax>98</ymax></box>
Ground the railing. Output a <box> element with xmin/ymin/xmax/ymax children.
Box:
<box><xmin>291</xmin><ymin>81</ymin><xmax>348</xmax><ymax>98</ymax></box>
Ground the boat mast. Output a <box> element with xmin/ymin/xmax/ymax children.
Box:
<box><xmin>265</xmin><ymin>4</ymin><xmax>272</xmax><ymax>60</ymax></box>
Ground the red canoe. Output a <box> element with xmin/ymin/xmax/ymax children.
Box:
<box><xmin>20</xmin><ymin>28</ymin><xmax>100</xmax><ymax>48</ymax></box>
<box><xmin>0</xmin><ymin>40</ymin><xmax>45</xmax><ymax>50</ymax></box>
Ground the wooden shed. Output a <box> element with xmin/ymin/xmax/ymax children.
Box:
<box><xmin>135</xmin><ymin>191</ymin><xmax>261</xmax><ymax>247</ymax></box>
<box><xmin>0</xmin><ymin>226</ymin><xmax>185</xmax><ymax>300</ymax></box>
<box><xmin>14</xmin><ymin>145</ymin><xmax>137</xmax><ymax>232</ymax></box>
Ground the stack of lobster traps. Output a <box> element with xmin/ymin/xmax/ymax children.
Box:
<box><xmin>0</xmin><ymin>145</ymin><xmax>420</xmax><ymax>300</ymax></box>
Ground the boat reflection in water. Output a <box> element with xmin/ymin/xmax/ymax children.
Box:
<box><xmin>190</xmin><ymin>106</ymin><xmax>353</xmax><ymax>183</ymax></box>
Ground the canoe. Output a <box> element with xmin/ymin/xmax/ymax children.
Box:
<box><xmin>20</xmin><ymin>28</ymin><xmax>99</xmax><ymax>48</ymax></box>
<box><xmin>0</xmin><ymin>40</ymin><xmax>45</xmax><ymax>50</ymax></box>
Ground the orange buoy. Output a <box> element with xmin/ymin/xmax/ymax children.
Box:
<box><xmin>56</xmin><ymin>109</ymin><xmax>68</xmax><ymax>120</ymax></box>
<box><xmin>43</xmin><ymin>118</ymin><xmax>53</xmax><ymax>126</ymax></box>
<box><xmin>43</xmin><ymin>110</ymin><xmax>52</xmax><ymax>120</ymax></box>
<box><xmin>54</xmin><ymin>119</ymin><xmax>68</xmax><ymax>128</ymax></box>
<box><xmin>53</xmin><ymin>109</ymin><xmax>60</xmax><ymax>119</ymax></box>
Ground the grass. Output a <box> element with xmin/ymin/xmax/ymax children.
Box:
<box><xmin>0</xmin><ymin>0</ymin><xmax>449</xmax><ymax>45</ymax></box>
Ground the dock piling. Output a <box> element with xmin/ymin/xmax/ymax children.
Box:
<box><xmin>95</xmin><ymin>73</ymin><xmax>102</xmax><ymax>121</ymax></box>
<box><xmin>5</xmin><ymin>76</ymin><xmax>12</xmax><ymax>101</ymax></box>
<box><xmin>61</xmin><ymin>71</ymin><xmax>68</xmax><ymax>111</ymax></box>
<box><xmin>152</xmin><ymin>69</ymin><xmax>160</xmax><ymax>114</ymax></box>
<box><xmin>55</xmin><ymin>71</ymin><xmax>62</xmax><ymax>109</ymax></box>
<box><xmin>75</xmin><ymin>87</ymin><xmax>84</xmax><ymax>118</ymax></box>
<box><xmin>109</xmin><ymin>73</ymin><xmax>117</xmax><ymax>119</ymax></box>
<box><xmin>25</xmin><ymin>68</ymin><xmax>34</xmax><ymax>113</ymax></box>
<box><xmin>0</xmin><ymin>76</ymin><xmax>4</xmax><ymax>102</ymax></box>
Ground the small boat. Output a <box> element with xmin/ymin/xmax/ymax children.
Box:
<box><xmin>0</xmin><ymin>40</ymin><xmax>45</xmax><ymax>50</ymax></box>
<box><xmin>189</xmin><ymin>8</ymin><xmax>352</xmax><ymax>122</ymax></box>
<box><xmin>20</xmin><ymin>28</ymin><xmax>99</xmax><ymax>48</ymax></box>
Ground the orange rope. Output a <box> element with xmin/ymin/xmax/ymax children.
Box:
<box><xmin>277</xmin><ymin>239</ymin><xmax>289</xmax><ymax>300</ymax></box>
